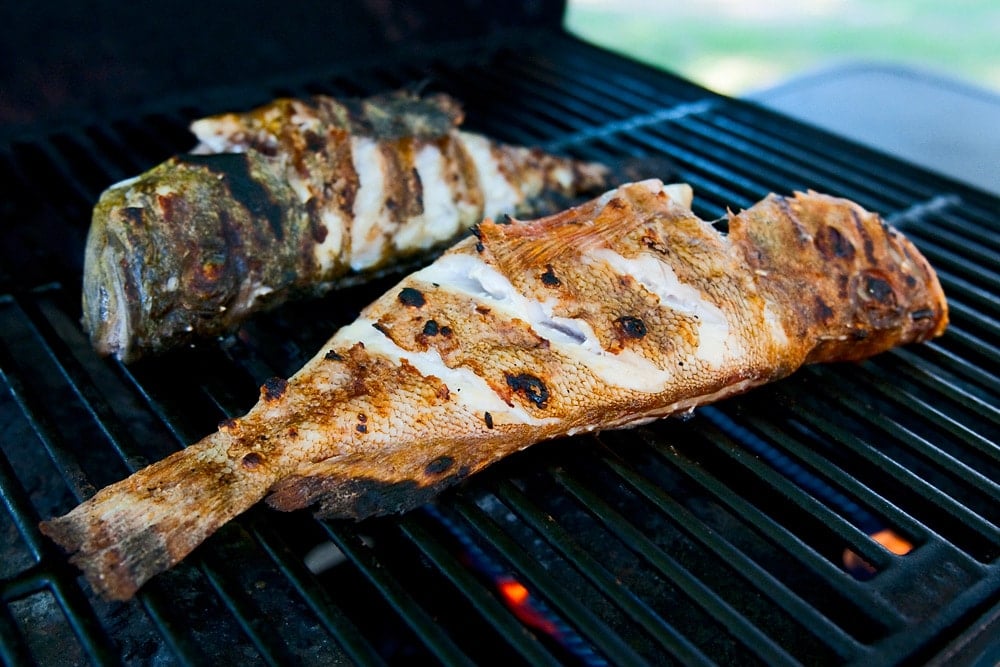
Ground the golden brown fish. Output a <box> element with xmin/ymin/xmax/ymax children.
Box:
<box><xmin>83</xmin><ymin>91</ymin><xmax>611</xmax><ymax>362</ymax></box>
<box><xmin>44</xmin><ymin>180</ymin><xmax>947</xmax><ymax>600</ymax></box>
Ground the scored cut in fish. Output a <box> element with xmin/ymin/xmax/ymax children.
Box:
<box><xmin>83</xmin><ymin>91</ymin><xmax>612</xmax><ymax>362</ymax></box>
<box><xmin>43</xmin><ymin>180</ymin><xmax>947</xmax><ymax>600</ymax></box>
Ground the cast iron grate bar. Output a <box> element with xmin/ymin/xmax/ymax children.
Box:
<box><xmin>544</xmin><ymin>470</ymin><xmax>805</xmax><ymax>666</ymax></box>
<box><xmin>319</xmin><ymin>521</ymin><xmax>477</xmax><ymax>666</ymax></box>
<box><xmin>592</xmin><ymin>437</ymin><xmax>865</xmax><ymax>661</ymax></box>
<box><xmin>776</xmin><ymin>383</ymin><xmax>999</xmax><ymax>558</ymax></box>
<box><xmin>454</xmin><ymin>496</ymin><xmax>650</xmax><ymax>665</ymax></box>
<box><xmin>492</xmin><ymin>477</ymin><xmax>715</xmax><ymax>665</ymax></box>
<box><xmin>637</xmin><ymin>425</ymin><xmax>902</xmax><ymax>616</ymax></box>
<box><xmin>398</xmin><ymin>513</ymin><xmax>565</xmax><ymax>666</ymax></box>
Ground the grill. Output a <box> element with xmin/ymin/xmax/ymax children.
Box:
<box><xmin>2</xmin><ymin>6</ymin><xmax>999</xmax><ymax>666</ymax></box>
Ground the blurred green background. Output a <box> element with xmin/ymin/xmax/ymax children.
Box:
<box><xmin>566</xmin><ymin>0</ymin><xmax>1000</xmax><ymax>95</ymax></box>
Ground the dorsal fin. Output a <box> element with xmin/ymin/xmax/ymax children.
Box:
<box><xmin>479</xmin><ymin>180</ymin><xmax>693</xmax><ymax>269</ymax></box>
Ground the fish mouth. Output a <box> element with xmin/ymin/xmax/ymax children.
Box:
<box><xmin>82</xmin><ymin>223</ymin><xmax>138</xmax><ymax>362</ymax></box>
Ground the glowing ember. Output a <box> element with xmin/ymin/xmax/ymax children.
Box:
<box><xmin>497</xmin><ymin>577</ymin><xmax>559</xmax><ymax>636</ymax></box>
<box><xmin>499</xmin><ymin>579</ymin><xmax>530</xmax><ymax>606</ymax></box>
<box><xmin>843</xmin><ymin>528</ymin><xmax>914</xmax><ymax>579</ymax></box>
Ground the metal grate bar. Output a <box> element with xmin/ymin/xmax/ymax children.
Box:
<box><xmin>780</xmin><ymin>387</ymin><xmax>1000</xmax><ymax>557</ymax></box>
<box><xmin>639</xmin><ymin>427</ymin><xmax>901</xmax><ymax>619</ymax></box>
<box><xmin>847</xmin><ymin>362</ymin><xmax>1000</xmax><ymax>467</ymax></box>
<box><xmin>12</xmin><ymin>296</ymin><xmax>155</xmax><ymax>474</ymax></box>
<box><xmin>692</xmin><ymin>419</ymin><xmax>896</xmax><ymax>571</ymax></box>
<box><xmin>454</xmin><ymin>496</ymin><xmax>650</xmax><ymax>665</ymax></box>
<box><xmin>670</xmin><ymin>114</ymin><xmax>908</xmax><ymax>210</ymax></box>
<box><xmin>251</xmin><ymin>523</ymin><xmax>388</xmax><ymax>666</ymax></box>
<box><xmin>594</xmin><ymin>444</ymin><xmax>866</xmax><ymax>659</ymax></box>
<box><xmin>879</xmin><ymin>348</ymin><xmax>999</xmax><ymax>428</ymax></box>
<box><xmin>493</xmin><ymin>477</ymin><xmax>716</xmax><ymax>666</ymax></box>
<box><xmin>781</xmin><ymin>370</ymin><xmax>999</xmax><ymax>510</ymax></box>
<box><xmin>932</xmin><ymin>267</ymin><xmax>999</xmax><ymax>318</ymax></box>
<box><xmin>0</xmin><ymin>603</ymin><xmax>33</xmax><ymax>666</ymax></box>
<box><xmin>0</xmin><ymin>309</ymin><xmax>94</xmax><ymax>502</ymax></box>
<box><xmin>320</xmin><ymin>522</ymin><xmax>477</xmax><ymax>666</ymax></box>
<box><xmin>703</xmin><ymin>112</ymin><xmax>933</xmax><ymax>207</ymax></box>
<box><xmin>945</xmin><ymin>302</ymin><xmax>1000</xmax><ymax>349</ymax></box>
<box><xmin>719</xmin><ymin>104</ymin><xmax>981</xmax><ymax>204</ymax></box>
<box><xmin>551</xmin><ymin>467</ymin><xmax>802</xmax><ymax>667</ymax></box>
<box><xmin>398</xmin><ymin>514</ymin><xmax>565</xmax><ymax>667</ymax></box>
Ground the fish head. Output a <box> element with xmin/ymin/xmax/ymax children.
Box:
<box><xmin>83</xmin><ymin>157</ymin><xmax>259</xmax><ymax>362</ymax></box>
<box><xmin>730</xmin><ymin>191</ymin><xmax>948</xmax><ymax>364</ymax></box>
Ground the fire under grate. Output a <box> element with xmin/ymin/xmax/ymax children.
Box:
<box><xmin>1</xmin><ymin>28</ymin><xmax>998</xmax><ymax>666</ymax></box>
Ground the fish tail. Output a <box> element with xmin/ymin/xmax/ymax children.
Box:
<box><xmin>39</xmin><ymin>432</ymin><xmax>273</xmax><ymax>600</ymax></box>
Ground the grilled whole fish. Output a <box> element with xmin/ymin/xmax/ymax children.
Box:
<box><xmin>84</xmin><ymin>91</ymin><xmax>611</xmax><ymax>362</ymax></box>
<box><xmin>43</xmin><ymin>180</ymin><xmax>947</xmax><ymax>600</ymax></box>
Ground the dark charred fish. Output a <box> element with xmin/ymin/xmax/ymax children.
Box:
<box><xmin>83</xmin><ymin>91</ymin><xmax>612</xmax><ymax>362</ymax></box>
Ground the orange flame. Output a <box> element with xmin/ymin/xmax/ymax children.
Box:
<box><xmin>843</xmin><ymin>528</ymin><xmax>914</xmax><ymax>578</ymax></box>
<box><xmin>497</xmin><ymin>578</ymin><xmax>559</xmax><ymax>635</ymax></box>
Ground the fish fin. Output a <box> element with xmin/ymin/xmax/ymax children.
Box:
<box><xmin>39</xmin><ymin>434</ymin><xmax>270</xmax><ymax>600</ymax></box>
<box><xmin>481</xmin><ymin>180</ymin><xmax>692</xmax><ymax>269</ymax></box>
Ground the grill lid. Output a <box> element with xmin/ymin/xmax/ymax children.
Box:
<box><xmin>1</xmin><ymin>26</ymin><xmax>998</xmax><ymax>667</ymax></box>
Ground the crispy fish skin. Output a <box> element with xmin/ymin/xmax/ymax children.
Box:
<box><xmin>44</xmin><ymin>181</ymin><xmax>947</xmax><ymax>600</ymax></box>
<box><xmin>83</xmin><ymin>91</ymin><xmax>611</xmax><ymax>362</ymax></box>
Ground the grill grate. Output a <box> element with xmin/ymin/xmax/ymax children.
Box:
<box><xmin>2</xmin><ymin>29</ymin><xmax>998</xmax><ymax>666</ymax></box>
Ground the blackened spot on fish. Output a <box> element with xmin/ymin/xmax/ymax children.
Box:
<box><xmin>911</xmin><ymin>308</ymin><xmax>935</xmax><ymax>321</ymax></box>
<box><xmin>356</xmin><ymin>423</ymin><xmax>367</xmax><ymax>434</ymax></box>
<box><xmin>312</xmin><ymin>221</ymin><xmax>329</xmax><ymax>244</ymax></box>
<box><xmin>484</xmin><ymin>412</ymin><xmax>494</xmax><ymax>429</ymax></box>
<box><xmin>470</xmin><ymin>224</ymin><xmax>482</xmax><ymax>239</ymax></box>
<box><xmin>540</xmin><ymin>265</ymin><xmax>561</xmax><ymax>286</ymax></box>
<box><xmin>815</xmin><ymin>225</ymin><xmax>855</xmax><ymax>260</ymax></box>
<box><xmin>218</xmin><ymin>418</ymin><xmax>239</xmax><ymax>432</ymax></box>
<box><xmin>814</xmin><ymin>297</ymin><xmax>834</xmax><ymax>321</ymax></box>
<box><xmin>262</xmin><ymin>377</ymin><xmax>288</xmax><ymax>401</ymax></box>
<box><xmin>309</xmin><ymin>477</ymin><xmax>449</xmax><ymax>520</ymax></box>
<box><xmin>615</xmin><ymin>316</ymin><xmax>647</xmax><ymax>339</ymax></box>
<box><xmin>358</xmin><ymin>413</ymin><xmax>367</xmax><ymax>423</ymax></box>
<box><xmin>475</xmin><ymin>241</ymin><xmax>485</xmax><ymax>253</ymax></box>
<box><xmin>325</xmin><ymin>350</ymin><xmax>343</xmax><ymax>361</ymax></box>
<box><xmin>178</xmin><ymin>153</ymin><xmax>286</xmax><ymax>242</ymax></box>
<box><xmin>850</xmin><ymin>209</ymin><xmax>877</xmax><ymax>264</ymax></box>
<box><xmin>440</xmin><ymin>325</ymin><xmax>453</xmax><ymax>337</ymax></box>
<box><xmin>304</xmin><ymin>130</ymin><xmax>325</xmax><ymax>152</ymax></box>
<box><xmin>864</xmin><ymin>275</ymin><xmax>896</xmax><ymax>305</ymax></box>
<box><xmin>423</xmin><ymin>320</ymin><xmax>440</xmax><ymax>336</ymax></box>
<box><xmin>241</xmin><ymin>452</ymin><xmax>263</xmax><ymax>470</ymax></box>
<box><xmin>120</xmin><ymin>206</ymin><xmax>145</xmax><ymax>227</ymax></box>
<box><xmin>371</xmin><ymin>322</ymin><xmax>389</xmax><ymax>336</ymax></box>
<box><xmin>505</xmin><ymin>372</ymin><xmax>549</xmax><ymax>409</ymax></box>
<box><xmin>497</xmin><ymin>214</ymin><xmax>513</xmax><ymax>225</ymax></box>
<box><xmin>399</xmin><ymin>287</ymin><xmax>426</xmax><ymax>308</ymax></box>
<box><xmin>425</xmin><ymin>456</ymin><xmax>455</xmax><ymax>476</ymax></box>
<box><xmin>905</xmin><ymin>275</ymin><xmax>917</xmax><ymax>288</ymax></box>
<box><xmin>853</xmin><ymin>329</ymin><xmax>870</xmax><ymax>340</ymax></box>
<box><xmin>411</xmin><ymin>168</ymin><xmax>424</xmax><ymax>210</ymax></box>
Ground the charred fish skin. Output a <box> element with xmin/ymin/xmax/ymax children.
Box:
<box><xmin>83</xmin><ymin>91</ymin><xmax>611</xmax><ymax>363</ymax></box>
<box><xmin>44</xmin><ymin>181</ymin><xmax>947</xmax><ymax>600</ymax></box>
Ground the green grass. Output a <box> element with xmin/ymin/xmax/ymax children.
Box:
<box><xmin>565</xmin><ymin>0</ymin><xmax>1000</xmax><ymax>95</ymax></box>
